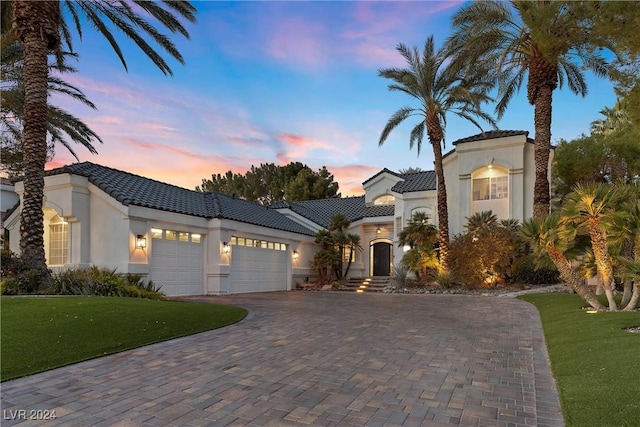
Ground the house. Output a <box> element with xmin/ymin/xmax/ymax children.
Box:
<box><xmin>4</xmin><ymin>130</ymin><xmax>551</xmax><ymax>296</ymax></box>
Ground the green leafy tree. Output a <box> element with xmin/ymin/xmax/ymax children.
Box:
<box><xmin>378</xmin><ymin>35</ymin><xmax>497</xmax><ymax>272</ymax></box>
<box><xmin>448</xmin><ymin>1</ymin><xmax>611</xmax><ymax>218</ymax></box>
<box><xmin>198</xmin><ymin>162</ymin><xmax>340</xmax><ymax>205</ymax></box>
<box><xmin>1</xmin><ymin>7</ymin><xmax>101</xmax><ymax>178</ymax></box>
<box><xmin>12</xmin><ymin>0</ymin><xmax>196</xmax><ymax>278</ymax></box>
<box><xmin>551</xmin><ymin>125</ymin><xmax>640</xmax><ymax>205</ymax></box>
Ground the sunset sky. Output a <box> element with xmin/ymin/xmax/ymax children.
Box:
<box><xmin>48</xmin><ymin>1</ymin><xmax>617</xmax><ymax>196</ymax></box>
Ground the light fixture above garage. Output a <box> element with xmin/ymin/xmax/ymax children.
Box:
<box><xmin>136</xmin><ymin>235</ymin><xmax>147</xmax><ymax>249</ymax></box>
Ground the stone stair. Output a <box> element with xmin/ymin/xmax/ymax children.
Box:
<box><xmin>338</xmin><ymin>277</ymin><xmax>391</xmax><ymax>293</ymax></box>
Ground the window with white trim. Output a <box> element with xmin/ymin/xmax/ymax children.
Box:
<box><xmin>230</xmin><ymin>236</ymin><xmax>287</xmax><ymax>251</ymax></box>
<box><xmin>473</xmin><ymin>176</ymin><xmax>508</xmax><ymax>200</ymax></box>
<box><xmin>49</xmin><ymin>215</ymin><xmax>68</xmax><ymax>265</ymax></box>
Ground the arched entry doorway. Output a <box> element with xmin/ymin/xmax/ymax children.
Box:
<box><xmin>370</xmin><ymin>239</ymin><xmax>392</xmax><ymax>276</ymax></box>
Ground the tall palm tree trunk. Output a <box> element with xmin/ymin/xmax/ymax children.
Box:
<box><xmin>427</xmin><ymin>117</ymin><xmax>449</xmax><ymax>272</ymax></box>
<box><xmin>529</xmin><ymin>55</ymin><xmax>557</xmax><ymax>219</ymax></box>
<box><xmin>13</xmin><ymin>1</ymin><xmax>60</xmax><ymax>276</ymax></box>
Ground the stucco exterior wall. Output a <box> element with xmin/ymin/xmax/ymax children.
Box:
<box><xmin>363</xmin><ymin>173</ymin><xmax>402</xmax><ymax>204</ymax></box>
<box><xmin>442</xmin><ymin>134</ymin><xmax>544</xmax><ymax>235</ymax></box>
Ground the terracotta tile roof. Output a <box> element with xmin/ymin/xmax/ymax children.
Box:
<box><xmin>44</xmin><ymin>162</ymin><xmax>315</xmax><ymax>236</ymax></box>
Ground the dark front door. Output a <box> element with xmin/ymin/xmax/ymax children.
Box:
<box><xmin>372</xmin><ymin>242</ymin><xmax>391</xmax><ymax>276</ymax></box>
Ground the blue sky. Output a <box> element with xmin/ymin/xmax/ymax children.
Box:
<box><xmin>49</xmin><ymin>1</ymin><xmax>617</xmax><ymax>195</ymax></box>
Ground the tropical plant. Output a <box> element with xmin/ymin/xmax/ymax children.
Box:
<box><xmin>590</xmin><ymin>103</ymin><xmax>631</xmax><ymax>136</ymax></box>
<box><xmin>448</xmin><ymin>1</ymin><xmax>610</xmax><ymax>218</ymax></box>
<box><xmin>378</xmin><ymin>35</ymin><xmax>497</xmax><ymax>272</ymax></box>
<box><xmin>11</xmin><ymin>0</ymin><xmax>196</xmax><ymax>280</ymax></box>
<box><xmin>311</xmin><ymin>215</ymin><xmax>362</xmax><ymax>283</ymax></box>
<box><xmin>449</xmin><ymin>212</ymin><xmax>523</xmax><ymax>288</ymax></box>
<box><xmin>561</xmin><ymin>183</ymin><xmax>622</xmax><ymax>309</ymax></box>
<box><xmin>520</xmin><ymin>214</ymin><xmax>605</xmax><ymax>310</ymax></box>
<box><xmin>1</xmin><ymin>4</ymin><xmax>101</xmax><ymax>178</ymax></box>
<box><xmin>398</xmin><ymin>212</ymin><xmax>439</xmax><ymax>278</ymax></box>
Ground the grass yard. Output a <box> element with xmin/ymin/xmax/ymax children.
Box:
<box><xmin>519</xmin><ymin>293</ymin><xmax>640</xmax><ymax>427</ymax></box>
<box><xmin>1</xmin><ymin>296</ymin><xmax>247</xmax><ymax>381</ymax></box>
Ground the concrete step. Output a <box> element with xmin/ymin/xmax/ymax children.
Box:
<box><xmin>339</xmin><ymin>277</ymin><xmax>391</xmax><ymax>293</ymax></box>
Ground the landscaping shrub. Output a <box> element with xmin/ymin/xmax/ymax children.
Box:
<box><xmin>512</xmin><ymin>254</ymin><xmax>560</xmax><ymax>285</ymax></box>
<box><xmin>434</xmin><ymin>270</ymin><xmax>456</xmax><ymax>289</ymax></box>
<box><xmin>391</xmin><ymin>263</ymin><xmax>409</xmax><ymax>288</ymax></box>
<box><xmin>448</xmin><ymin>213</ymin><xmax>525</xmax><ymax>288</ymax></box>
<box><xmin>0</xmin><ymin>249</ymin><xmax>51</xmax><ymax>294</ymax></box>
<box><xmin>49</xmin><ymin>266</ymin><xmax>164</xmax><ymax>299</ymax></box>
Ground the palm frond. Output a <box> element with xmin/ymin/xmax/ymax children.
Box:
<box><xmin>379</xmin><ymin>107</ymin><xmax>417</xmax><ymax>147</ymax></box>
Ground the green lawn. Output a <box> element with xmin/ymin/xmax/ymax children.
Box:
<box><xmin>519</xmin><ymin>293</ymin><xmax>640</xmax><ymax>427</ymax></box>
<box><xmin>1</xmin><ymin>296</ymin><xmax>247</xmax><ymax>381</ymax></box>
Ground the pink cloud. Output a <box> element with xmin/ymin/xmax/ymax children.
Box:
<box><xmin>265</xmin><ymin>19</ymin><xmax>328</xmax><ymax>68</ymax></box>
<box><xmin>326</xmin><ymin>164</ymin><xmax>381</xmax><ymax>196</ymax></box>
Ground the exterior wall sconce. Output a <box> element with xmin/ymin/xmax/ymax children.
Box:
<box><xmin>136</xmin><ymin>235</ymin><xmax>147</xmax><ymax>249</ymax></box>
<box><xmin>222</xmin><ymin>242</ymin><xmax>230</xmax><ymax>254</ymax></box>
<box><xmin>488</xmin><ymin>157</ymin><xmax>494</xmax><ymax>169</ymax></box>
<box><xmin>376</xmin><ymin>226</ymin><xmax>382</xmax><ymax>235</ymax></box>
<box><xmin>292</xmin><ymin>250</ymin><xmax>299</xmax><ymax>260</ymax></box>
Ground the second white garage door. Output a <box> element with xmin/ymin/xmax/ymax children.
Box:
<box><xmin>230</xmin><ymin>245</ymin><xmax>288</xmax><ymax>293</ymax></box>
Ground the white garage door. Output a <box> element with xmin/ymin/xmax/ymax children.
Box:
<box><xmin>149</xmin><ymin>231</ymin><xmax>203</xmax><ymax>296</ymax></box>
<box><xmin>230</xmin><ymin>245</ymin><xmax>287</xmax><ymax>293</ymax></box>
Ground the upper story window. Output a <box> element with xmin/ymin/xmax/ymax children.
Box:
<box><xmin>473</xmin><ymin>175</ymin><xmax>508</xmax><ymax>200</ymax></box>
<box><xmin>49</xmin><ymin>215</ymin><xmax>68</xmax><ymax>265</ymax></box>
<box><xmin>373</xmin><ymin>194</ymin><xmax>395</xmax><ymax>205</ymax></box>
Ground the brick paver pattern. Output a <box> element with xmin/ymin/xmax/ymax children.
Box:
<box><xmin>0</xmin><ymin>292</ymin><xmax>564</xmax><ymax>426</ymax></box>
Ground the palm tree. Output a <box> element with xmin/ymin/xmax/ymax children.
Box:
<box><xmin>607</xmin><ymin>182</ymin><xmax>640</xmax><ymax>311</ymax></box>
<box><xmin>464</xmin><ymin>210</ymin><xmax>498</xmax><ymax>239</ymax></box>
<box><xmin>448</xmin><ymin>1</ymin><xmax>609</xmax><ymax>218</ymax></box>
<box><xmin>378</xmin><ymin>36</ymin><xmax>497</xmax><ymax>272</ymax></box>
<box><xmin>1</xmin><ymin>12</ymin><xmax>101</xmax><ymax>178</ymax></box>
<box><xmin>398</xmin><ymin>212</ymin><xmax>439</xmax><ymax>278</ymax></box>
<box><xmin>561</xmin><ymin>183</ymin><xmax>621</xmax><ymax>310</ymax></box>
<box><xmin>520</xmin><ymin>215</ymin><xmax>605</xmax><ymax>310</ymax></box>
<box><xmin>12</xmin><ymin>0</ymin><xmax>196</xmax><ymax>277</ymax></box>
<box><xmin>590</xmin><ymin>104</ymin><xmax>630</xmax><ymax>136</ymax></box>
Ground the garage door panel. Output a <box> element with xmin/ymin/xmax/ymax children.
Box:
<box><xmin>230</xmin><ymin>246</ymin><xmax>287</xmax><ymax>293</ymax></box>
<box><xmin>150</xmin><ymin>238</ymin><xmax>203</xmax><ymax>296</ymax></box>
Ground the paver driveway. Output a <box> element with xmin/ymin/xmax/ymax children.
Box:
<box><xmin>1</xmin><ymin>292</ymin><xmax>564</xmax><ymax>426</ymax></box>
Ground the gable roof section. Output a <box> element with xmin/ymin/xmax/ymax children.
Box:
<box><xmin>391</xmin><ymin>171</ymin><xmax>436</xmax><ymax>193</ymax></box>
<box><xmin>45</xmin><ymin>162</ymin><xmax>315</xmax><ymax>236</ymax></box>
<box><xmin>362</xmin><ymin>168</ymin><xmax>403</xmax><ymax>186</ymax></box>
<box><xmin>275</xmin><ymin>196</ymin><xmax>394</xmax><ymax>228</ymax></box>
<box><xmin>452</xmin><ymin>130</ymin><xmax>531</xmax><ymax>145</ymax></box>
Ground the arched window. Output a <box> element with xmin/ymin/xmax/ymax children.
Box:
<box><xmin>373</xmin><ymin>194</ymin><xmax>395</xmax><ymax>205</ymax></box>
<box><xmin>49</xmin><ymin>215</ymin><xmax>68</xmax><ymax>265</ymax></box>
